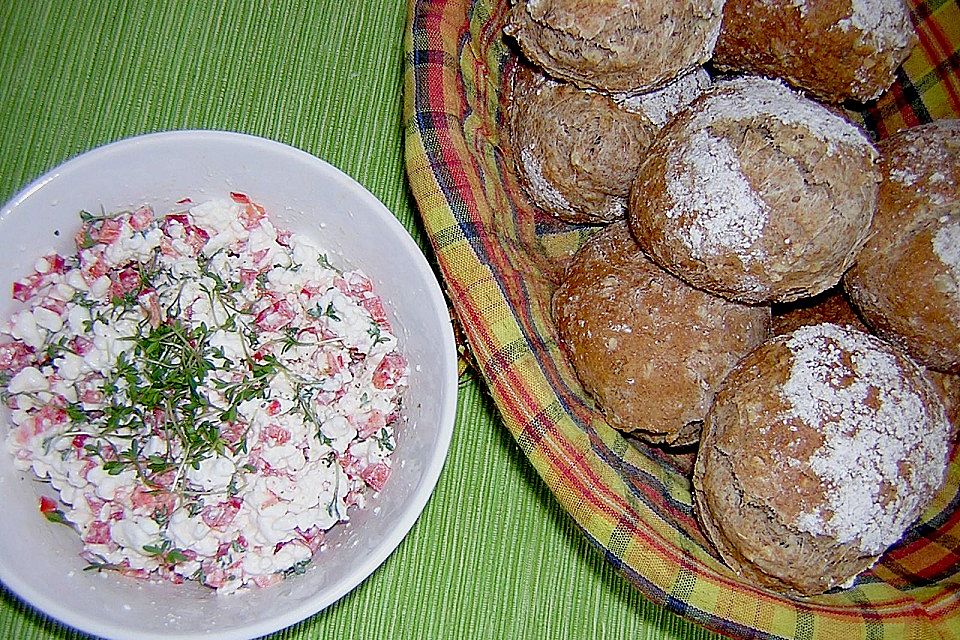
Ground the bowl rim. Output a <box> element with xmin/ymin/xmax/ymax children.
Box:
<box><xmin>0</xmin><ymin>129</ymin><xmax>459</xmax><ymax>640</ymax></box>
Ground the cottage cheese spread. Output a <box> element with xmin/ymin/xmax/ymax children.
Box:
<box><xmin>1</xmin><ymin>194</ymin><xmax>408</xmax><ymax>593</ymax></box>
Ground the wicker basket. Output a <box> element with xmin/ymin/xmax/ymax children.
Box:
<box><xmin>403</xmin><ymin>0</ymin><xmax>960</xmax><ymax>637</ymax></box>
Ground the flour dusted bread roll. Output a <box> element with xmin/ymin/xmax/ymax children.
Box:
<box><xmin>511</xmin><ymin>73</ymin><xmax>657</xmax><ymax>224</ymax></box>
<box><xmin>630</xmin><ymin>76</ymin><xmax>879</xmax><ymax>304</ymax></box>
<box><xmin>694</xmin><ymin>323</ymin><xmax>951</xmax><ymax>596</ymax></box>
<box><xmin>713</xmin><ymin>0</ymin><xmax>916</xmax><ymax>103</ymax></box>
<box><xmin>552</xmin><ymin>221</ymin><xmax>770</xmax><ymax>445</ymax></box>
<box><xmin>844</xmin><ymin>120</ymin><xmax>960</xmax><ymax>374</ymax></box>
<box><xmin>504</xmin><ymin>0</ymin><xmax>724</xmax><ymax>94</ymax></box>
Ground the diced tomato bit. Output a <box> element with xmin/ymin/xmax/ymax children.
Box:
<box><xmin>82</xmin><ymin>253</ymin><xmax>109</xmax><ymax>283</ymax></box>
<box><xmin>261</xmin><ymin>423</ymin><xmax>291</xmax><ymax>445</ymax></box>
<box><xmin>12</xmin><ymin>274</ymin><xmax>42</xmax><ymax>302</ymax></box>
<box><xmin>252</xmin><ymin>574</ymin><xmax>283</xmax><ymax>588</ymax></box>
<box><xmin>35</xmin><ymin>405</ymin><xmax>69</xmax><ymax>432</ymax></box>
<box><xmin>131</xmin><ymin>485</ymin><xmax>176</xmax><ymax>516</ymax></box>
<box><xmin>229</xmin><ymin>191</ymin><xmax>251</xmax><ymax>204</ymax></box>
<box><xmin>202</xmin><ymin>566</ymin><xmax>228</xmax><ymax>589</ymax></box>
<box><xmin>372</xmin><ymin>352</ymin><xmax>407</xmax><ymax>390</ymax></box>
<box><xmin>150</xmin><ymin>469</ymin><xmax>177</xmax><ymax>489</ymax></box>
<box><xmin>97</xmin><ymin>218</ymin><xmax>123</xmax><ymax>245</ymax></box>
<box><xmin>360</xmin><ymin>462</ymin><xmax>391</xmax><ymax>492</ymax></box>
<box><xmin>357</xmin><ymin>409</ymin><xmax>387</xmax><ymax>439</ymax></box>
<box><xmin>338</xmin><ymin>452</ymin><xmax>362</xmax><ymax>476</ymax></box>
<box><xmin>254</xmin><ymin>300</ymin><xmax>296</xmax><ymax>332</ymax></box>
<box><xmin>0</xmin><ymin>341</ymin><xmax>35</xmax><ymax>374</ymax></box>
<box><xmin>39</xmin><ymin>495</ymin><xmax>58</xmax><ymax>515</ymax></box>
<box><xmin>240</xmin><ymin>268</ymin><xmax>260</xmax><ymax>287</ymax></box>
<box><xmin>85</xmin><ymin>494</ymin><xmax>106</xmax><ymax>515</ymax></box>
<box><xmin>201</xmin><ymin>497</ymin><xmax>243</xmax><ymax>530</ymax></box>
<box><xmin>83</xmin><ymin>520</ymin><xmax>112</xmax><ymax>545</ymax></box>
<box><xmin>296</xmin><ymin>526</ymin><xmax>324</xmax><ymax>553</ymax></box>
<box><xmin>40</xmin><ymin>297</ymin><xmax>68</xmax><ymax>316</ymax></box>
<box><xmin>70</xmin><ymin>335</ymin><xmax>94</xmax><ymax>356</ymax></box>
<box><xmin>326</xmin><ymin>351</ymin><xmax>344</xmax><ymax>374</ymax></box>
<box><xmin>109</xmin><ymin>265</ymin><xmax>141</xmax><ymax>299</ymax></box>
<box><xmin>361</xmin><ymin>295</ymin><xmax>388</xmax><ymax>325</ymax></box>
<box><xmin>250</xmin><ymin>248</ymin><xmax>270</xmax><ymax>265</ymax></box>
<box><xmin>129</xmin><ymin>205</ymin><xmax>154</xmax><ymax>231</ymax></box>
<box><xmin>239</xmin><ymin>202</ymin><xmax>267</xmax><ymax>230</ymax></box>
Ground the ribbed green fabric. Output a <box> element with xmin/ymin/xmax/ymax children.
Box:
<box><xmin>0</xmin><ymin>2</ymin><xmax>717</xmax><ymax>638</ymax></box>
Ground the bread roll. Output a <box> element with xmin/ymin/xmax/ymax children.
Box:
<box><xmin>844</xmin><ymin>119</ymin><xmax>960</xmax><ymax>374</ymax></box>
<box><xmin>694</xmin><ymin>323</ymin><xmax>951</xmax><ymax>595</ymax></box>
<box><xmin>713</xmin><ymin>0</ymin><xmax>916</xmax><ymax>103</ymax></box>
<box><xmin>511</xmin><ymin>73</ymin><xmax>656</xmax><ymax>224</ymax></box>
<box><xmin>630</xmin><ymin>76</ymin><xmax>879</xmax><ymax>304</ymax></box>
<box><xmin>552</xmin><ymin>221</ymin><xmax>770</xmax><ymax>445</ymax></box>
<box><xmin>504</xmin><ymin>0</ymin><xmax>724</xmax><ymax>94</ymax></box>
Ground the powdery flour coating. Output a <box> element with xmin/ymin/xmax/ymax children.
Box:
<box><xmin>694</xmin><ymin>323</ymin><xmax>951</xmax><ymax>596</ymax></box>
<box><xmin>844</xmin><ymin>119</ymin><xmax>960</xmax><ymax>374</ymax></box>
<box><xmin>511</xmin><ymin>73</ymin><xmax>657</xmax><ymax>224</ymax></box>
<box><xmin>771</xmin><ymin>287</ymin><xmax>960</xmax><ymax>441</ymax></box>
<box><xmin>630</xmin><ymin>76</ymin><xmax>879</xmax><ymax>304</ymax></box>
<box><xmin>551</xmin><ymin>221</ymin><xmax>770</xmax><ymax>446</ymax></box>
<box><xmin>504</xmin><ymin>0</ymin><xmax>725</xmax><ymax>94</ymax></box>
<box><xmin>614</xmin><ymin>67</ymin><xmax>713</xmax><ymax>129</ymax></box>
<box><xmin>713</xmin><ymin>0</ymin><xmax>916</xmax><ymax>103</ymax></box>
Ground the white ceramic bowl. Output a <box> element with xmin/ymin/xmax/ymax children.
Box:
<box><xmin>0</xmin><ymin>130</ymin><xmax>458</xmax><ymax>640</ymax></box>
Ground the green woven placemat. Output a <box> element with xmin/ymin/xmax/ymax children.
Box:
<box><xmin>0</xmin><ymin>2</ymin><xmax>716</xmax><ymax>639</ymax></box>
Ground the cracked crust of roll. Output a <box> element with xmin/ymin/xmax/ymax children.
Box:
<box><xmin>629</xmin><ymin>76</ymin><xmax>879</xmax><ymax>305</ymax></box>
<box><xmin>504</xmin><ymin>0</ymin><xmax>724</xmax><ymax>94</ymax></box>
<box><xmin>843</xmin><ymin>120</ymin><xmax>960</xmax><ymax>374</ymax></box>
<box><xmin>713</xmin><ymin>0</ymin><xmax>916</xmax><ymax>104</ymax></box>
<box><xmin>510</xmin><ymin>73</ymin><xmax>657</xmax><ymax>224</ymax></box>
<box><xmin>551</xmin><ymin>221</ymin><xmax>770</xmax><ymax>445</ymax></box>
<box><xmin>693</xmin><ymin>323</ymin><xmax>951</xmax><ymax>596</ymax></box>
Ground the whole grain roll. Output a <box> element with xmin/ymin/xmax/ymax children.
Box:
<box><xmin>511</xmin><ymin>74</ymin><xmax>657</xmax><ymax>224</ymax></box>
<box><xmin>552</xmin><ymin>221</ymin><xmax>770</xmax><ymax>445</ymax></box>
<box><xmin>693</xmin><ymin>323</ymin><xmax>951</xmax><ymax>596</ymax></box>
<box><xmin>844</xmin><ymin>120</ymin><xmax>960</xmax><ymax>374</ymax></box>
<box><xmin>713</xmin><ymin>0</ymin><xmax>916</xmax><ymax>103</ymax></box>
<box><xmin>630</xmin><ymin>76</ymin><xmax>879</xmax><ymax>305</ymax></box>
<box><xmin>504</xmin><ymin>0</ymin><xmax>724</xmax><ymax>94</ymax></box>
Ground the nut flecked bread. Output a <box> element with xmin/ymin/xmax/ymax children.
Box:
<box><xmin>712</xmin><ymin>0</ymin><xmax>916</xmax><ymax>103</ymax></box>
<box><xmin>844</xmin><ymin>119</ymin><xmax>960</xmax><ymax>374</ymax></box>
<box><xmin>552</xmin><ymin>221</ymin><xmax>770</xmax><ymax>446</ymax></box>
<box><xmin>694</xmin><ymin>323</ymin><xmax>951</xmax><ymax>596</ymax></box>
<box><xmin>630</xmin><ymin>76</ymin><xmax>879</xmax><ymax>304</ymax></box>
<box><xmin>511</xmin><ymin>74</ymin><xmax>657</xmax><ymax>224</ymax></box>
<box><xmin>504</xmin><ymin>0</ymin><xmax>725</xmax><ymax>94</ymax></box>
